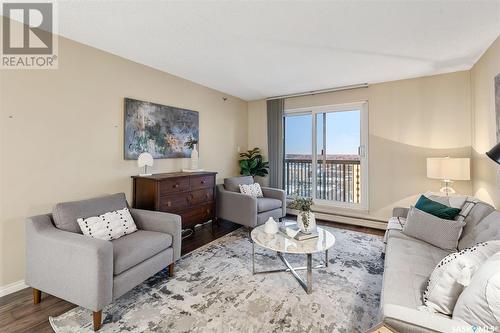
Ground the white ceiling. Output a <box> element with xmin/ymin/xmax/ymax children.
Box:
<box><xmin>56</xmin><ymin>0</ymin><xmax>500</xmax><ymax>101</ymax></box>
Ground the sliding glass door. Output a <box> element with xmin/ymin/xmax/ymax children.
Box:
<box><xmin>284</xmin><ymin>102</ymin><xmax>368</xmax><ymax>210</ymax></box>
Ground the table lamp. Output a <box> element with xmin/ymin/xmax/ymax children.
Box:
<box><xmin>426</xmin><ymin>157</ymin><xmax>470</xmax><ymax>195</ymax></box>
<box><xmin>138</xmin><ymin>152</ymin><xmax>153</xmax><ymax>176</ymax></box>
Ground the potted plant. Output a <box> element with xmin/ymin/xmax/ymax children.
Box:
<box><xmin>288</xmin><ymin>196</ymin><xmax>316</xmax><ymax>234</ymax></box>
<box><xmin>185</xmin><ymin>136</ymin><xmax>199</xmax><ymax>170</ymax></box>
<box><xmin>239</xmin><ymin>147</ymin><xmax>269</xmax><ymax>177</ymax></box>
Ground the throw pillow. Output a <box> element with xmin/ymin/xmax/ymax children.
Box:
<box><xmin>415</xmin><ymin>195</ymin><xmax>461</xmax><ymax>220</ymax></box>
<box><xmin>423</xmin><ymin>241</ymin><xmax>500</xmax><ymax>315</ymax></box>
<box><xmin>453</xmin><ymin>252</ymin><xmax>500</xmax><ymax>329</ymax></box>
<box><xmin>402</xmin><ymin>206</ymin><xmax>465</xmax><ymax>250</ymax></box>
<box><xmin>77</xmin><ymin>207</ymin><xmax>137</xmax><ymax>241</ymax></box>
<box><xmin>239</xmin><ymin>183</ymin><xmax>263</xmax><ymax>198</ymax></box>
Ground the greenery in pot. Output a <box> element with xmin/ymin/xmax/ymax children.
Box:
<box><xmin>185</xmin><ymin>136</ymin><xmax>198</xmax><ymax>150</ymax></box>
<box><xmin>288</xmin><ymin>196</ymin><xmax>314</xmax><ymax>229</ymax></box>
<box><xmin>239</xmin><ymin>147</ymin><xmax>269</xmax><ymax>177</ymax></box>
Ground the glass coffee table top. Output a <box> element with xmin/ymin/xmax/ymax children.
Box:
<box><xmin>250</xmin><ymin>223</ymin><xmax>336</xmax><ymax>254</ymax></box>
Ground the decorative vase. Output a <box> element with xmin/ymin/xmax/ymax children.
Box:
<box><xmin>190</xmin><ymin>144</ymin><xmax>199</xmax><ymax>170</ymax></box>
<box><xmin>264</xmin><ymin>217</ymin><xmax>279</xmax><ymax>234</ymax></box>
<box><xmin>297</xmin><ymin>211</ymin><xmax>316</xmax><ymax>234</ymax></box>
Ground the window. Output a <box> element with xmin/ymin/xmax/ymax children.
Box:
<box><xmin>283</xmin><ymin>102</ymin><xmax>368</xmax><ymax>210</ymax></box>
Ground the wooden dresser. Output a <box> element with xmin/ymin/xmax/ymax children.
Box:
<box><xmin>131</xmin><ymin>172</ymin><xmax>217</xmax><ymax>229</ymax></box>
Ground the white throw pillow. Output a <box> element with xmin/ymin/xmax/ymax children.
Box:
<box><xmin>423</xmin><ymin>241</ymin><xmax>500</xmax><ymax>315</ymax></box>
<box><xmin>77</xmin><ymin>207</ymin><xmax>137</xmax><ymax>241</ymax></box>
<box><xmin>453</xmin><ymin>252</ymin><xmax>500</xmax><ymax>330</ymax></box>
<box><xmin>239</xmin><ymin>183</ymin><xmax>263</xmax><ymax>198</ymax></box>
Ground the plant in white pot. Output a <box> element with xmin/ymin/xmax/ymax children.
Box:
<box><xmin>288</xmin><ymin>196</ymin><xmax>316</xmax><ymax>234</ymax></box>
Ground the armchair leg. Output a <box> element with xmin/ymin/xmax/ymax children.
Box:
<box><xmin>168</xmin><ymin>263</ymin><xmax>174</xmax><ymax>277</ymax></box>
<box><xmin>93</xmin><ymin>310</ymin><xmax>102</xmax><ymax>331</ymax></box>
<box><xmin>33</xmin><ymin>288</ymin><xmax>41</xmax><ymax>304</ymax></box>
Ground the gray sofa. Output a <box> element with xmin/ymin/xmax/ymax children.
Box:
<box><xmin>216</xmin><ymin>176</ymin><xmax>286</xmax><ymax>228</ymax></box>
<box><xmin>380</xmin><ymin>199</ymin><xmax>499</xmax><ymax>332</ymax></box>
<box><xmin>25</xmin><ymin>193</ymin><xmax>181</xmax><ymax>331</ymax></box>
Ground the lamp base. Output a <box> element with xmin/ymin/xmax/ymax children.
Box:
<box><xmin>439</xmin><ymin>180</ymin><xmax>456</xmax><ymax>196</ymax></box>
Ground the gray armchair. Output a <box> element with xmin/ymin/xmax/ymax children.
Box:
<box><xmin>216</xmin><ymin>176</ymin><xmax>286</xmax><ymax>228</ymax></box>
<box><xmin>25</xmin><ymin>193</ymin><xmax>181</xmax><ymax>331</ymax></box>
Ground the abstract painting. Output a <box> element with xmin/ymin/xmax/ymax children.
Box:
<box><xmin>124</xmin><ymin>98</ymin><xmax>199</xmax><ymax>159</ymax></box>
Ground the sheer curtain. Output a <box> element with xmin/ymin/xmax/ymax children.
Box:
<box><xmin>266</xmin><ymin>99</ymin><xmax>284</xmax><ymax>189</ymax></box>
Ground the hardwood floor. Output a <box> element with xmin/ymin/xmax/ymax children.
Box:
<box><xmin>0</xmin><ymin>217</ymin><xmax>383</xmax><ymax>333</ymax></box>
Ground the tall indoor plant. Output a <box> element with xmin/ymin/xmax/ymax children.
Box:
<box><xmin>239</xmin><ymin>147</ymin><xmax>269</xmax><ymax>177</ymax></box>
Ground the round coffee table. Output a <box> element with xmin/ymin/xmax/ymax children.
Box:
<box><xmin>250</xmin><ymin>223</ymin><xmax>335</xmax><ymax>294</ymax></box>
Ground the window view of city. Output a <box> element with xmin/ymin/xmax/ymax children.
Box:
<box><xmin>284</xmin><ymin>109</ymin><xmax>361</xmax><ymax>204</ymax></box>
<box><xmin>284</xmin><ymin>154</ymin><xmax>360</xmax><ymax>203</ymax></box>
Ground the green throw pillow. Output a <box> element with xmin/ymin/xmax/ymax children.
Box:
<box><xmin>415</xmin><ymin>195</ymin><xmax>461</xmax><ymax>220</ymax></box>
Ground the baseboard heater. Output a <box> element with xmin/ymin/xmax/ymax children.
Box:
<box><xmin>287</xmin><ymin>209</ymin><xmax>387</xmax><ymax>230</ymax></box>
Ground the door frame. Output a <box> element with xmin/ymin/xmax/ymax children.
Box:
<box><xmin>284</xmin><ymin>101</ymin><xmax>369</xmax><ymax>211</ymax></box>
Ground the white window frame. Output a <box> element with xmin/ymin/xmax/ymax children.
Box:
<box><xmin>284</xmin><ymin>101</ymin><xmax>369</xmax><ymax>211</ymax></box>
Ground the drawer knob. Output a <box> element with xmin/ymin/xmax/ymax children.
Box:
<box><xmin>174</xmin><ymin>184</ymin><xmax>179</xmax><ymax>188</ymax></box>
<box><xmin>167</xmin><ymin>201</ymin><xmax>171</xmax><ymax>207</ymax></box>
<box><xmin>201</xmin><ymin>180</ymin><xmax>206</xmax><ymax>184</ymax></box>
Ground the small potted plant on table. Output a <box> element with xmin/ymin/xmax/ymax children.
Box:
<box><xmin>288</xmin><ymin>196</ymin><xmax>316</xmax><ymax>234</ymax></box>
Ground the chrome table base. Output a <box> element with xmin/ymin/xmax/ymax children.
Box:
<box><xmin>252</xmin><ymin>241</ymin><xmax>329</xmax><ymax>294</ymax></box>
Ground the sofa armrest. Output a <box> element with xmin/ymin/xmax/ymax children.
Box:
<box><xmin>382</xmin><ymin>304</ymin><xmax>470</xmax><ymax>332</ymax></box>
<box><xmin>216</xmin><ymin>184</ymin><xmax>258</xmax><ymax>227</ymax></box>
<box><xmin>392</xmin><ymin>207</ymin><xmax>409</xmax><ymax>218</ymax></box>
<box><xmin>261</xmin><ymin>187</ymin><xmax>286</xmax><ymax>217</ymax></box>
<box><xmin>25</xmin><ymin>214</ymin><xmax>113</xmax><ymax>311</ymax></box>
<box><xmin>130</xmin><ymin>208</ymin><xmax>182</xmax><ymax>261</ymax></box>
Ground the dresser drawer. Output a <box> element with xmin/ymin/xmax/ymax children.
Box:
<box><xmin>159</xmin><ymin>193</ymin><xmax>190</xmax><ymax>212</ymax></box>
<box><xmin>190</xmin><ymin>175</ymin><xmax>214</xmax><ymax>190</ymax></box>
<box><xmin>188</xmin><ymin>189</ymin><xmax>214</xmax><ymax>205</ymax></box>
<box><xmin>160</xmin><ymin>177</ymin><xmax>189</xmax><ymax>195</ymax></box>
<box><xmin>180</xmin><ymin>202</ymin><xmax>214</xmax><ymax>228</ymax></box>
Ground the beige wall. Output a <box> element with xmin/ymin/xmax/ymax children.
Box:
<box><xmin>248</xmin><ymin>71</ymin><xmax>473</xmax><ymax>220</ymax></box>
<box><xmin>471</xmin><ymin>36</ymin><xmax>500</xmax><ymax>208</ymax></box>
<box><xmin>0</xmin><ymin>37</ymin><xmax>248</xmax><ymax>287</ymax></box>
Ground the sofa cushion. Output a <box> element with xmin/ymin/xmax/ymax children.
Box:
<box><xmin>403</xmin><ymin>206</ymin><xmax>465</xmax><ymax>250</ymax></box>
<box><xmin>224</xmin><ymin>176</ymin><xmax>254</xmax><ymax>192</ymax></box>
<box><xmin>382</xmin><ymin>231</ymin><xmax>453</xmax><ymax>309</ymax></box>
<box><xmin>415</xmin><ymin>195</ymin><xmax>461</xmax><ymax>220</ymax></box>
<box><xmin>257</xmin><ymin>198</ymin><xmax>282</xmax><ymax>213</ymax></box>
<box><xmin>458</xmin><ymin>203</ymin><xmax>497</xmax><ymax>250</ymax></box>
<box><xmin>453</xmin><ymin>252</ymin><xmax>500</xmax><ymax>329</ymax></box>
<box><xmin>239</xmin><ymin>183</ymin><xmax>264</xmax><ymax>197</ymax></box>
<box><xmin>112</xmin><ymin>230</ymin><xmax>172</xmax><ymax>275</ymax></box>
<box><xmin>423</xmin><ymin>241</ymin><xmax>500</xmax><ymax>315</ymax></box>
<box><xmin>53</xmin><ymin>193</ymin><xmax>128</xmax><ymax>233</ymax></box>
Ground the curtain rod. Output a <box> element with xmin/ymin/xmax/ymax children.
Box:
<box><xmin>266</xmin><ymin>83</ymin><xmax>369</xmax><ymax>101</ymax></box>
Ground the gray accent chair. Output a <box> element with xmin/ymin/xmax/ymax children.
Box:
<box><xmin>25</xmin><ymin>193</ymin><xmax>181</xmax><ymax>331</ymax></box>
<box><xmin>380</xmin><ymin>200</ymin><xmax>499</xmax><ymax>332</ymax></box>
<box><xmin>216</xmin><ymin>176</ymin><xmax>286</xmax><ymax>228</ymax></box>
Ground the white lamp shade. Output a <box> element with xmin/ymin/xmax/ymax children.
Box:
<box><xmin>426</xmin><ymin>157</ymin><xmax>470</xmax><ymax>181</ymax></box>
<box><xmin>137</xmin><ymin>152</ymin><xmax>154</xmax><ymax>168</ymax></box>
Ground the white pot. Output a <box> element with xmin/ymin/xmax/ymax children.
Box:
<box><xmin>190</xmin><ymin>144</ymin><xmax>199</xmax><ymax>169</ymax></box>
<box><xmin>297</xmin><ymin>211</ymin><xmax>316</xmax><ymax>234</ymax></box>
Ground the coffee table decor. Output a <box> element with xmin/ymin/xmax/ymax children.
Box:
<box><xmin>251</xmin><ymin>221</ymin><xmax>335</xmax><ymax>294</ymax></box>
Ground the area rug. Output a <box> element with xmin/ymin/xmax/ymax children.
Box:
<box><xmin>50</xmin><ymin>225</ymin><xmax>384</xmax><ymax>333</ymax></box>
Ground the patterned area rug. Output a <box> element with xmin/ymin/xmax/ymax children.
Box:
<box><xmin>50</xmin><ymin>225</ymin><xmax>384</xmax><ymax>333</ymax></box>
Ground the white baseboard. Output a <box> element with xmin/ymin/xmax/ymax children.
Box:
<box><xmin>0</xmin><ymin>280</ymin><xmax>27</xmax><ymax>298</ymax></box>
<box><xmin>287</xmin><ymin>209</ymin><xmax>387</xmax><ymax>230</ymax></box>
